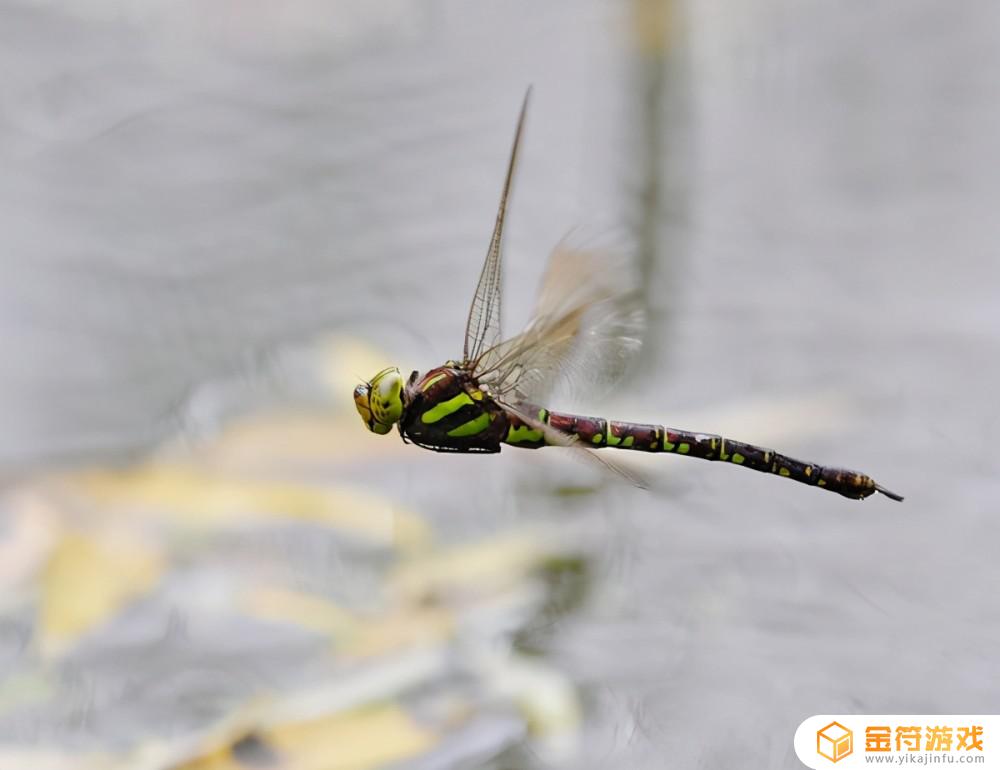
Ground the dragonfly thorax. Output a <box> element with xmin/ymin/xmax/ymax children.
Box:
<box><xmin>354</xmin><ymin>366</ymin><xmax>404</xmax><ymax>435</ymax></box>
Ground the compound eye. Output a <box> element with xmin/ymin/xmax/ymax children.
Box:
<box><xmin>353</xmin><ymin>383</ymin><xmax>376</xmax><ymax>431</ymax></box>
<box><xmin>354</xmin><ymin>368</ymin><xmax>402</xmax><ymax>434</ymax></box>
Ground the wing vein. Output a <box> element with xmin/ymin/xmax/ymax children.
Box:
<box><xmin>463</xmin><ymin>87</ymin><xmax>532</xmax><ymax>364</ymax></box>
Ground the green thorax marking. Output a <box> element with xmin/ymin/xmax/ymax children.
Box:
<box><xmin>421</xmin><ymin>392</ymin><xmax>474</xmax><ymax>424</ymax></box>
<box><xmin>421</xmin><ymin>372</ymin><xmax>448</xmax><ymax>392</ymax></box>
<box><xmin>448</xmin><ymin>412</ymin><xmax>492</xmax><ymax>437</ymax></box>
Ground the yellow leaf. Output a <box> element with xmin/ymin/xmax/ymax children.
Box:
<box><xmin>342</xmin><ymin>606</ymin><xmax>454</xmax><ymax>659</ymax></box>
<box><xmin>168</xmin><ymin>743</ymin><xmax>241</xmax><ymax>770</ymax></box>
<box><xmin>265</xmin><ymin>704</ymin><xmax>437</xmax><ymax>770</ymax></box>
<box><xmin>241</xmin><ymin>587</ymin><xmax>454</xmax><ymax>659</ymax></box>
<box><xmin>174</xmin><ymin>705</ymin><xmax>437</xmax><ymax>770</ymax></box>
<box><xmin>390</xmin><ymin>533</ymin><xmax>550</xmax><ymax>601</ymax></box>
<box><xmin>40</xmin><ymin>531</ymin><xmax>164</xmax><ymax>654</ymax></box>
<box><xmin>66</xmin><ymin>466</ymin><xmax>431</xmax><ymax>551</ymax></box>
<box><xmin>241</xmin><ymin>587</ymin><xmax>360</xmax><ymax>639</ymax></box>
<box><xmin>195</xmin><ymin>409</ymin><xmax>413</xmax><ymax>470</ymax></box>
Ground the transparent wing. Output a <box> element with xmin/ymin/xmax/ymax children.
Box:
<box><xmin>463</xmin><ymin>88</ymin><xmax>531</xmax><ymax>365</ymax></box>
<box><xmin>472</xmin><ymin>230</ymin><xmax>644</xmax><ymax>405</ymax></box>
<box><xmin>498</xmin><ymin>399</ymin><xmax>649</xmax><ymax>488</ymax></box>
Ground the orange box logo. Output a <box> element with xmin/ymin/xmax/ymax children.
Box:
<box><xmin>817</xmin><ymin>721</ymin><xmax>854</xmax><ymax>763</ymax></box>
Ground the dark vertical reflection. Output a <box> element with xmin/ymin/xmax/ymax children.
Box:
<box><xmin>630</xmin><ymin>0</ymin><xmax>693</xmax><ymax>378</ymax></box>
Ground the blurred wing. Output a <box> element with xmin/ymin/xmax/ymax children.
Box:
<box><xmin>473</xmin><ymin>232</ymin><xmax>644</xmax><ymax>404</ymax></box>
<box><xmin>463</xmin><ymin>89</ymin><xmax>531</xmax><ymax>365</ymax></box>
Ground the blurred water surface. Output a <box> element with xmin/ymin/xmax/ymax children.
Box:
<box><xmin>2</xmin><ymin>1</ymin><xmax>999</xmax><ymax>768</ymax></box>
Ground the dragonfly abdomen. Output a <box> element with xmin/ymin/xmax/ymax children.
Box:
<box><xmin>504</xmin><ymin>409</ymin><xmax>902</xmax><ymax>501</ymax></box>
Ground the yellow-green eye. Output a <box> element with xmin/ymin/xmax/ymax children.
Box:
<box><xmin>353</xmin><ymin>384</ymin><xmax>374</xmax><ymax>425</ymax></box>
<box><xmin>353</xmin><ymin>368</ymin><xmax>403</xmax><ymax>434</ymax></box>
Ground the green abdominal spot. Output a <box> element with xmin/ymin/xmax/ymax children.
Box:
<box><xmin>447</xmin><ymin>413</ymin><xmax>492</xmax><ymax>437</ymax></box>
<box><xmin>506</xmin><ymin>424</ymin><xmax>543</xmax><ymax>444</ymax></box>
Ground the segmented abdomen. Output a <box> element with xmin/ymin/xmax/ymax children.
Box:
<box><xmin>503</xmin><ymin>408</ymin><xmax>883</xmax><ymax>500</ymax></box>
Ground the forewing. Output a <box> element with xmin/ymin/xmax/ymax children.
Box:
<box><xmin>463</xmin><ymin>89</ymin><xmax>531</xmax><ymax>365</ymax></box>
<box><xmin>474</xmin><ymin>231</ymin><xmax>644</xmax><ymax>404</ymax></box>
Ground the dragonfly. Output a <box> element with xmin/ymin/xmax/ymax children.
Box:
<box><xmin>353</xmin><ymin>91</ymin><xmax>903</xmax><ymax>503</ymax></box>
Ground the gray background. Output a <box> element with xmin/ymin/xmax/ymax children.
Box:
<box><xmin>2</xmin><ymin>0</ymin><xmax>998</xmax><ymax>767</ymax></box>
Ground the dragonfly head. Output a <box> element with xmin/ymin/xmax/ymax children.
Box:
<box><xmin>354</xmin><ymin>367</ymin><xmax>404</xmax><ymax>435</ymax></box>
